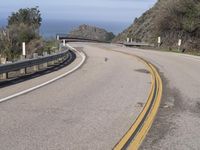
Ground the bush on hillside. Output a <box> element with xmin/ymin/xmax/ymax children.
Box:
<box><xmin>113</xmin><ymin>0</ymin><xmax>200</xmax><ymax>51</ymax></box>
<box><xmin>156</xmin><ymin>0</ymin><xmax>200</xmax><ymax>34</ymax></box>
<box><xmin>8</xmin><ymin>7</ymin><xmax>42</xmax><ymax>29</ymax></box>
<box><xmin>0</xmin><ymin>7</ymin><xmax>42</xmax><ymax>60</ymax></box>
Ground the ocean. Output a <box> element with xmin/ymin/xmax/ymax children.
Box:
<box><xmin>40</xmin><ymin>20</ymin><xmax>129</xmax><ymax>39</ymax></box>
<box><xmin>0</xmin><ymin>19</ymin><xmax>130</xmax><ymax>39</ymax></box>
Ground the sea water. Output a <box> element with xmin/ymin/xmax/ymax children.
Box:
<box><xmin>0</xmin><ymin>19</ymin><xmax>130</xmax><ymax>39</ymax></box>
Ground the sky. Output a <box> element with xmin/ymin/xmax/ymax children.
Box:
<box><xmin>0</xmin><ymin>0</ymin><xmax>157</xmax><ymax>23</ymax></box>
<box><xmin>0</xmin><ymin>0</ymin><xmax>157</xmax><ymax>36</ymax></box>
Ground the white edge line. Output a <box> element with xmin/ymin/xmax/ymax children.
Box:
<box><xmin>0</xmin><ymin>44</ymin><xmax>86</xmax><ymax>103</ymax></box>
<box><xmin>181</xmin><ymin>55</ymin><xmax>200</xmax><ymax>62</ymax></box>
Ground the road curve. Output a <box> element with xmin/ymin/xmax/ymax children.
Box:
<box><xmin>92</xmin><ymin>43</ymin><xmax>200</xmax><ymax>150</ymax></box>
<box><xmin>0</xmin><ymin>43</ymin><xmax>151</xmax><ymax>150</ymax></box>
<box><xmin>1</xmin><ymin>42</ymin><xmax>199</xmax><ymax>150</ymax></box>
<box><xmin>0</xmin><ymin>48</ymin><xmax>85</xmax><ymax>103</ymax></box>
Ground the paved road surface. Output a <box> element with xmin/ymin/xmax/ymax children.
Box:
<box><xmin>0</xmin><ymin>43</ymin><xmax>151</xmax><ymax>150</ymax></box>
<box><xmin>91</xmin><ymin>43</ymin><xmax>200</xmax><ymax>150</ymax></box>
<box><xmin>1</xmin><ymin>42</ymin><xmax>200</xmax><ymax>150</ymax></box>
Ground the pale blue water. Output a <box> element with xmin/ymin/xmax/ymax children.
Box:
<box><xmin>0</xmin><ymin>19</ymin><xmax>6</xmax><ymax>27</ymax></box>
<box><xmin>40</xmin><ymin>20</ymin><xmax>129</xmax><ymax>39</ymax></box>
<box><xmin>0</xmin><ymin>19</ymin><xmax>130</xmax><ymax>39</ymax></box>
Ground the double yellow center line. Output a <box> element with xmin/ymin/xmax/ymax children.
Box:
<box><xmin>110</xmin><ymin>50</ymin><xmax>163</xmax><ymax>150</ymax></box>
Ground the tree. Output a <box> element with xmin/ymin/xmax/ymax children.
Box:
<box><xmin>0</xmin><ymin>28</ymin><xmax>12</xmax><ymax>58</ymax></box>
<box><xmin>8</xmin><ymin>7</ymin><xmax>42</xmax><ymax>29</ymax></box>
<box><xmin>0</xmin><ymin>7</ymin><xmax>43</xmax><ymax>60</ymax></box>
<box><xmin>7</xmin><ymin>7</ymin><xmax>42</xmax><ymax>46</ymax></box>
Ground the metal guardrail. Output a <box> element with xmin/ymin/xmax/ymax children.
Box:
<box><xmin>123</xmin><ymin>42</ymin><xmax>154</xmax><ymax>47</ymax></box>
<box><xmin>56</xmin><ymin>34</ymin><xmax>110</xmax><ymax>43</ymax></box>
<box><xmin>0</xmin><ymin>48</ymin><xmax>71</xmax><ymax>79</ymax></box>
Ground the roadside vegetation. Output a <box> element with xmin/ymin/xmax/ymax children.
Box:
<box><xmin>0</xmin><ymin>7</ymin><xmax>58</xmax><ymax>61</ymax></box>
<box><xmin>155</xmin><ymin>0</ymin><xmax>200</xmax><ymax>51</ymax></box>
<box><xmin>114</xmin><ymin>0</ymin><xmax>200</xmax><ymax>53</ymax></box>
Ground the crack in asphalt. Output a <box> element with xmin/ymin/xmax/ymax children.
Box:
<box><xmin>135</xmin><ymin>69</ymin><xmax>150</xmax><ymax>74</ymax></box>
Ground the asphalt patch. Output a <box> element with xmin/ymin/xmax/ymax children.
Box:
<box><xmin>135</xmin><ymin>69</ymin><xmax>150</xmax><ymax>74</ymax></box>
<box><xmin>140</xmin><ymin>72</ymin><xmax>185</xmax><ymax>150</ymax></box>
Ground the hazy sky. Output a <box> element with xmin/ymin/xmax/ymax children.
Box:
<box><xmin>0</xmin><ymin>0</ymin><xmax>157</xmax><ymax>23</ymax></box>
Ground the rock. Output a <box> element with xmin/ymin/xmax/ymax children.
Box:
<box><xmin>68</xmin><ymin>24</ymin><xmax>115</xmax><ymax>42</ymax></box>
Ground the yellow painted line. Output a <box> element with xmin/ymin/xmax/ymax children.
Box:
<box><xmin>127</xmin><ymin>64</ymin><xmax>162</xmax><ymax>150</ymax></box>
<box><xmin>104</xmin><ymin>49</ymin><xmax>163</xmax><ymax>150</ymax></box>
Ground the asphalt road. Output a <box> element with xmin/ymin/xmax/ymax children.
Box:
<box><xmin>0</xmin><ymin>43</ymin><xmax>151</xmax><ymax>150</ymax></box>
<box><xmin>1</xmin><ymin>42</ymin><xmax>200</xmax><ymax>150</ymax></box>
<box><xmin>92</xmin><ymin>43</ymin><xmax>200</xmax><ymax>150</ymax></box>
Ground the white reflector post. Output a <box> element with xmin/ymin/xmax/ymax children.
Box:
<box><xmin>56</xmin><ymin>35</ymin><xmax>60</xmax><ymax>40</ymax></box>
<box><xmin>178</xmin><ymin>39</ymin><xmax>182</xmax><ymax>51</ymax></box>
<box><xmin>63</xmin><ymin>39</ymin><xmax>66</xmax><ymax>46</ymax></box>
<box><xmin>127</xmin><ymin>38</ymin><xmax>130</xmax><ymax>43</ymax></box>
<box><xmin>158</xmin><ymin>37</ymin><xmax>161</xmax><ymax>47</ymax></box>
<box><xmin>158</xmin><ymin>37</ymin><xmax>161</xmax><ymax>44</ymax></box>
<box><xmin>22</xmin><ymin>42</ymin><xmax>26</xmax><ymax>56</ymax></box>
<box><xmin>178</xmin><ymin>39</ymin><xmax>182</xmax><ymax>46</ymax></box>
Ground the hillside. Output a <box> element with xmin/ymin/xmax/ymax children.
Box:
<box><xmin>113</xmin><ymin>0</ymin><xmax>200</xmax><ymax>51</ymax></box>
<box><xmin>68</xmin><ymin>24</ymin><xmax>115</xmax><ymax>42</ymax></box>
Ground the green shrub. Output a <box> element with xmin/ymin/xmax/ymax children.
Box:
<box><xmin>0</xmin><ymin>7</ymin><xmax>42</xmax><ymax>60</ymax></box>
<box><xmin>156</xmin><ymin>0</ymin><xmax>200</xmax><ymax>35</ymax></box>
<box><xmin>8</xmin><ymin>7</ymin><xmax>42</xmax><ymax>29</ymax></box>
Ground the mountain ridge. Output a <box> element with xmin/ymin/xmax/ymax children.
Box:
<box><xmin>113</xmin><ymin>0</ymin><xmax>200</xmax><ymax>51</ymax></box>
<box><xmin>68</xmin><ymin>24</ymin><xmax>115</xmax><ymax>42</ymax></box>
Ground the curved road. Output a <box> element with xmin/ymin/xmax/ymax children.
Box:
<box><xmin>90</xmin><ymin>43</ymin><xmax>200</xmax><ymax>150</ymax></box>
<box><xmin>0</xmin><ymin>42</ymin><xmax>200</xmax><ymax>149</ymax></box>
<box><xmin>0</xmin><ymin>43</ymin><xmax>151</xmax><ymax>150</ymax></box>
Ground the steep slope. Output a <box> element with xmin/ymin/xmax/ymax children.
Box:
<box><xmin>68</xmin><ymin>24</ymin><xmax>115</xmax><ymax>42</ymax></box>
<box><xmin>113</xmin><ymin>2</ymin><xmax>159</xmax><ymax>43</ymax></box>
<box><xmin>113</xmin><ymin>0</ymin><xmax>200</xmax><ymax>51</ymax></box>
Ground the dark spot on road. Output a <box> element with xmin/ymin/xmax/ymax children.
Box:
<box><xmin>135</xmin><ymin>69</ymin><xmax>150</xmax><ymax>74</ymax></box>
<box><xmin>104</xmin><ymin>57</ymin><xmax>108</xmax><ymax>62</ymax></box>
<box><xmin>140</xmin><ymin>72</ymin><xmax>187</xmax><ymax>150</ymax></box>
<box><xmin>136</xmin><ymin>102</ymin><xmax>144</xmax><ymax>107</ymax></box>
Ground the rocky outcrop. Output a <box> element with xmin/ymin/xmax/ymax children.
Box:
<box><xmin>68</xmin><ymin>24</ymin><xmax>115</xmax><ymax>42</ymax></box>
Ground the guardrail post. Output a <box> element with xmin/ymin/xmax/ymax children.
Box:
<box><xmin>33</xmin><ymin>53</ymin><xmax>39</xmax><ymax>72</ymax></box>
<box><xmin>54</xmin><ymin>50</ymin><xmax>60</xmax><ymax>64</ymax></box>
<box><xmin>42</xmin><ymin>52</ymin><xmax>48</xmax><ymax>68</ymax></box>
<box><xmin>60</xmin><ymin>53</ymin><xmax>65</xmax><ymax>63</ymax></box>
<box><xmin>20</xmin><ymin>55</ymin><xmax>27</xmax><ymax>75</ymax></box>
<box><xmin>0</xmin><ymin>57</ymin><xmax>8</xmax><ymax>80</ymax></box>
<box><xmin>48</xmin><ymin>52</ymin><xmax>55</xmax><ymax>66</ymax></box>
